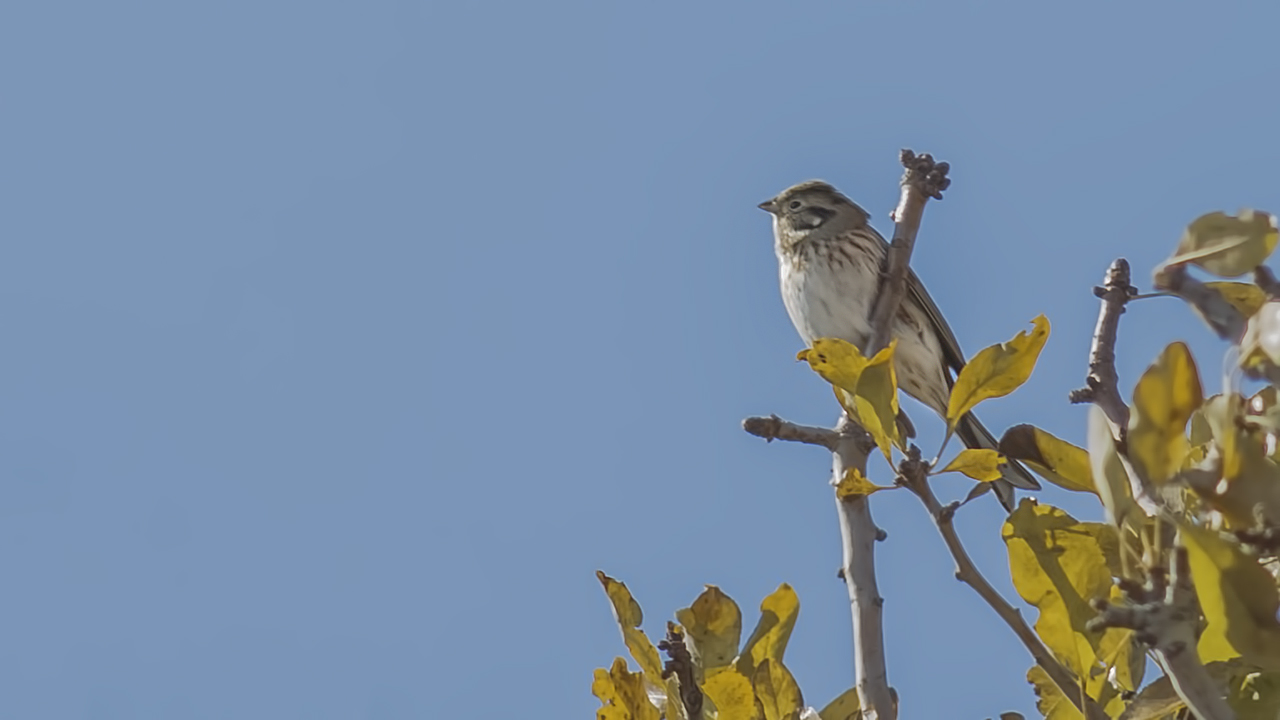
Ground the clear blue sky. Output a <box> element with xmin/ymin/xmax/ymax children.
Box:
<box><xmin>1</xmin><ymin>1</ymin><xmax>1277</xmax><ymax>718</ymax></box>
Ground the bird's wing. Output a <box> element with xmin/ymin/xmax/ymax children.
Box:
<box><xmin>905</xmin><ymin>267</ymin><xmax>967</xmax><ymax>381</ymax></box>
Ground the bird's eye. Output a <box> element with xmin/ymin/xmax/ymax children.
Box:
<box><xmin>788</xmin><ymin>200</ymin><xmax>802</xmax><ymax>210</ymax></box>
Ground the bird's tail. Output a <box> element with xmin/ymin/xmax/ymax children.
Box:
<box><xmin>955</xmin><ymin>412</ymin><xmax>1040</xmax><ymax>512</ymax></box>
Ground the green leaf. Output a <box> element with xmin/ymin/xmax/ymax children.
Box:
<box><xmin>1127</xmin><ymin>342</ymin><xmax>1203</xmax><ymax>485</ymax></box>
<box><xmin>998</xmin><ymin>424</ymin><xmax>1096</xmax><ymax>494</ymax></box>
<box><xmin>1164</xmin><ymin>209</ymin><xmax>1279</xmax><ymax>278</ymax></box>
<box><xmin>936</xmin><ymin>448</ymin><xmax>1006</xmax><ymax>482</ymax></box>
<box><xmin>946</xmin><ymin>315</ymin><xmax>1050</xmax><ymax>434</ymax></box>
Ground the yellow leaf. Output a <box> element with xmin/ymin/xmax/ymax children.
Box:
<box><xmin>946</xmin><ymin>315</ymin><xmax>1050</xmax><ymax>434</ymax></box>
<box><xmin>1191</xmin><ymin>395</ymin><xmax>1280</xmax><ymax>528</ymax></box>
<box><xmin>1127</xmin><ymin>342</ymin><xmax>1203</xmax><ymax>485</ymax></box>
<box><xmin>1164</xmin><ymin>209</ymin><xmax>1280</xmax><ymax>278</ymax></box>
<box><xmin>1003</xmin><ymin>501</ymin><xmax>1139</xmax><ymax>696</ymax></box>
<box><xmin>1026</xmin><ymin>665</ymin><xmax>1083</xmax><ymax>720</ymax></box>
<box><xmin>818</xmin><ymin>688</ymin><xmax>860</xmax><ymax>720</ymax></box>
<box><xmin>702</xmin><ymin>670</ymin><xmax>760</xmax><ymax>720</ymax></box>
<box><xmin>1182</xmin><ymin>524</ymin><xmax>1280</xmax><ymax>669</ymax></box>
<box><xmin>675</xmin><ymin>586</ymin><xmax>742</xmax><ymax>679</ymax></box>
<box><xmin>936</xmin><ymin>448</ymin><xmax>1006</xmax><ymax>482</ymax></box>
<box><xmin>592</xmin><ymin>658</ymin><xmax>662</xmax><ymax>720</ymax></box>
<box><xmin>1087</xmin><ymin>405</ymin><xmax>1139</xmax><ymax>532</ymax></box>
<box><xmin>597</xmin><ymin>571</ymin><xmax>664</xmax><ymax>680</ymax></box>
<box><xmin>797</xmin><ymin>339</ymin><xmax>868</xmax><ymax>392</ymax></box>
<box><xmin>1205</xmin><ymin>393</ymin><xmax>1247</xmax><ymax>481</ymax></box>
<box><xmin>752</xmin><ymin>659</ymin><xmax>803</xmax><ymax>720</ymax></box>
<box><xmin>998</xmin><ymin>424</ymin><xmax>1096</xmax><ymax>494</ymax></box>
<box><xmin>852</xmin><ymin>341</ymin><xmax>902</xmax><ymax>461</ymax></box>
<box><xmin>1207</xmin><ymin>281</ymin><xmax>1269</xmax><ymax>317</ymax></box>
<box><xmin>736</xmin><ymin>584</ymin><xmax>799</xmax><ymax>678</ymax></box>
<box><xmin>834</xmin><ymin>468</ymin><xmax>892</xmax><ymax>499</ymax></box>
<box><xmin>799</xmin><ymin>338</ymin><xmax>901</xmax><ymax>461</ymax></box>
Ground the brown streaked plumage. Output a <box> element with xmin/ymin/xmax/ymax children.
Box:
<box><xmin>760</xmin><ymin>180</ymin><xmax>1039</xmax><ymax>510</ymax></box>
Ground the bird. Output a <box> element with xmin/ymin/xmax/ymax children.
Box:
<box><xmin>759</xmin><ymin>179</ymin><xmax>1040</xmax><ymax>510</ymax></box>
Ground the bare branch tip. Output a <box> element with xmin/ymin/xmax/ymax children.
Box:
<box><xmin>898</xmin><ymin>149</ymin><xmax>951</xmax><ymax>199</ymax></box>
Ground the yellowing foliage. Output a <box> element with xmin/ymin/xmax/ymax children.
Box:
<box><xmin>1162</xmin><ymin>209</ymin><xmax>1279</xmax><ymax>278</ymax></box>
<box><xmin>799</xmin><ymin>338</ymin><xmax>902</xmax><ymax>460</ymax></box>
<box><xmin>1182</xmin><ymin>524</ymin><xmax>1280</xmax><ymax>669</ymax></box>
<box><xmin>1003</xmin><ymin>501</ymin><xmax>1142</xmax><ymax>713</ymax></box>
<box><xmin>1127</xmin><ymin>342</ymin><xmax>1203</xmax><ymax>485</ymax></box>
<box><xmin>999</xmin><ymin>424</ymin><xmax>1096</xmax><ymax>494</ymax></box>
<box><xmin>675</xmin><ymin>586</ymin><xmax>743</xmax><ymax>679</ymax></box>
<box><xmin>936</xmin><ymin>448</ymin><xmax>1007</xmax><ymax>482</ymax></box>
<box><xmin>737</xmin><ymin>584</ymin><xmax>800</xmax><ymax>677</ymax></box>
<box><xmin>597</xmin><ymin>571</ymin><xmax>665</xmax><ymax>679</ymax></box>
<box><xmin>946</xmin><ymin>315</ymin><xmax>1050</xmax><ymax>435</ymax></box>
<box><xmin>592</xmin><ymin>657</ymin><xmax>662</xmax><ymax>720</ymax></box>
<box><xmin>752</xmin><ymin>659</ymin><xmax>803</xmax><ymax>720</ymax></box>
<box><xmin>834</xmin><ymin>468</ymin><xmax>893</xmax><ymax>499</ymax></box>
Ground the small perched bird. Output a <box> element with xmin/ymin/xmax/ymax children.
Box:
<box><xmin>759</xmin><ymin>180</ymin><xmax>1040</xmax><ymax>510</ymax></box>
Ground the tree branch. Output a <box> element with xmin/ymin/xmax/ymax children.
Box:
<box><xmin>895</xmin><ymin>454</ymin><xmax>1110</xmax><ymax>720</ymax></box>
<box><xmin>865</xmin><ymin>150</ymin><xmax>950</xmax><ymax>354</ymax></box>
<box><xmin>742</xmin><ymin>415</ymin><xmax>839</xmax><ymax>450</ymax></box>
<box><xmin>743</xmin><ymin>150</ymin><xmax>949</xmax><ymax>720</ymax></box>
<box><xmin>1069</xmin><ymin>258</ymin><xmax>1134</xmax><ymax>432</ymax></box>
<box><xmin>831</xmin><ymin>415</ymin><xmax>894</xmax><ymax>719</ymax></box>
<box><xmin>1090</xmin><ymin>547</ymin><xmax>1232</xmax><ymax>720</ymax></box>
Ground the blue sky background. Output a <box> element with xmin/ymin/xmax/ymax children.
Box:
<box><xmin>2</xmin><ymin>1</ymin><xmax>1278</xmax><ymax>718</ymax></box>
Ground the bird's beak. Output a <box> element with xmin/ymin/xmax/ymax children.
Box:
<box><xmin>758</xmin><ymin>199</ymin><xmax>777</xmax><ymax>214</ymax></box>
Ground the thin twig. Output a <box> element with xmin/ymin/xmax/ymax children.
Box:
<box><xmin>865</xmin><ymin>150</ymin><xmax>949</xmax><ymax>354</ymax></box>
<box><xmin>742</xmin><ymin>415</ymin><xmax>839</xmax><ymax>450</ymax></box>
<box><xmin>659</xmin><ymin>623</ymin><xmax>704</xmax><ymax>720</ymax></box>
<box><xmin>1090</xmin><ymin>547</ymin><xmax>1232</xmax><ymax>720</ymax></box>
<box><xmin>1069</xmin><ymin>258</ymin><xmax>1135</xmax><ymax>433</ymax></box>
<box><xmin>895</xmin><ymin>453</ymin><xmax>1110</xmax><ymax>720</ymax></box>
